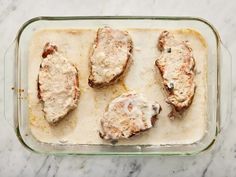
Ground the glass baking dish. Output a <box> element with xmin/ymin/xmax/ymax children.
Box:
<box><xmin>4</xmin><ymin>16</ymin><xmax>232</xmax><ymax>155</ymax></box>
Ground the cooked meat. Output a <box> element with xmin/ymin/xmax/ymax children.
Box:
<box><xmin>88</xmin><ymin>27</ymin><xmax>133</xmax><ymax>88</ymax></box>
<box><xmin>155</xmin><ymin>31</ymin><xmax>196</xmax><ymax>115</ymax></box>
<box><xmin>99</xmin><ymin>92</ymin><xmax>161</xmax><ymax>141</ymax></box>
<box><xmin>38</xmin><ymin>43</ymin><xmax>80</xmax><ymax>124</ymax></box>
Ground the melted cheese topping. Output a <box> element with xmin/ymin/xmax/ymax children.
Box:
<box><xmin>100</xmin><ymin>92</ymin><xmax>161</xmax><ymax>140</ymax></box>
<box><xmin>89</xmin><ymin>27</ymin><xmax>132</xmax><ymax>84</ymax></box>
<box><xmin>38</xmin><ymin>52</ymin><xmax>79</xmax><ymax>123</ymax></box>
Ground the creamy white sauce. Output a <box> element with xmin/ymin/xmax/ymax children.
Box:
<box><xmin>28</xmin><ymin>28</ymin><xmax>207</xmax><ymax>145</ymax></box>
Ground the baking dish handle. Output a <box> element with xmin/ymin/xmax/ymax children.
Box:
<box><xmin>218</xmin><ymin>42</ymin><xmax>232</xmax><ymax>133</ymax></box>
<box><xmin>4</xmin><ymin>40</ymin><xmax>17</xmax><ymax>128</ymax></box>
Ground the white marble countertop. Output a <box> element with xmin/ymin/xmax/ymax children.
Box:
<box><xmin>0</xmin><ymin>0</ymin><xmax>235</xmax><ymax>176</ymax></box>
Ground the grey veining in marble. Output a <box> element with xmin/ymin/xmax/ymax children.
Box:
<box><xmin>0</xmin><ymin>0</ymin><xmax>235</xmax><ymax>177</ymax></box>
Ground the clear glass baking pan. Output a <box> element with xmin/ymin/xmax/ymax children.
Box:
<box><xmin>4</xmin><ymin>16</ymin><xmax>232</xmax><ymax>155</ymax></box>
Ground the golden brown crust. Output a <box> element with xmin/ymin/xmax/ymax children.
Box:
<box><xmin>157</xmin><ymin>30</ymin><xmax>169</xmax><ymax>51</ymax></box>
<box><xmin>42</xmin><ymin>42</ymin><xmax>58</xmax><ymax>58</ymax></box>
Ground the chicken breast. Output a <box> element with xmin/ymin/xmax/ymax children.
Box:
<box><xmin>155</xmin><ymin>31</ymin><xmax>196</xmax><ymax>115</ymax></box>
<box><xmin>38</xmin><ymin>43</ymin><xmax>80</xmax><ymax>124</ymax></box>
<box><xmin>99</xmin><ymin>92</ymin><xmax>161</xmax><ymax>141</ymax></box>
<box><xmin>88</xmin><ymin>27</ymin><xmax>133</xmax><ymax>88</ymax></box>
